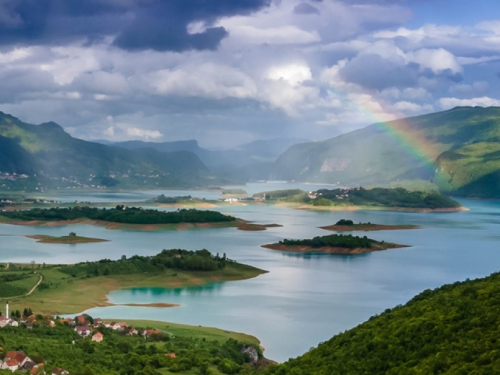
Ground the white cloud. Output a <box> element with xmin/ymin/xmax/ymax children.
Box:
<box><xmin>149</xmin><ymin>63</ymin><xmax>257</xmax><ymax>99</ymax></box>
<box><xmin>267</xmin><ymin>64</ymin><xmax>312</xmax><ymax>85</ymax></box>
<box><xmin>223</xmin><ymin>25</ymin><xmax>320</xmax><ymax>45</ymax></box>
<box><xmin>439</xmin><ymin>96</ymin><xmax>500</xmax><ymax>109</ymax></box>
<box><xmin>410</xmin><ymin>48</ymin><xmax>462</xmax><ymax>74</ymax></box>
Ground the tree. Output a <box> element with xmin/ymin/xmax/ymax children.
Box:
<box><xmin>69</xmin><ymin>232</ymin><xmax>77</xmax><ymax>237</ymax></box>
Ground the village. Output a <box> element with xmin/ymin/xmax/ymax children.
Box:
<box><xmin>0</xmin><ymin>302</ymin><xmax>169</xmax><ymax>374</ymax></box>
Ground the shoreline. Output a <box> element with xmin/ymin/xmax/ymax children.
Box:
<box><xmin>276</xmin><ymin>203</ymin><xmax>468</xmax><ymax>213</ymax></box>
<box><xmin>320</xmin><ymin>224</ymin><xmax>420</xmax><ymax>232</ymax></box>
<box><xmin>262</xmin><ymin>242</ymin><xmax>409</xmax><ymax>255</ymax></box>
<box><xmin>0</xmin><ymin>217</ymin><xmax>242</xmax><ymax>231</ymax></box>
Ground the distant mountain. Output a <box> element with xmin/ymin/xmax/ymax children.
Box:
<box><xmin>0</xmin><ymin>112</ymin><xmax>213</xmax><ymax>190</ymax></box>
<box><xmin>110</xmin><ymin>137</ymin><xmax>306</xmax><ymax>180</ymax></box>
<box><xmin>272</xmin><ymin>107</ymin><xmax>500</xmax><ymax>198</ymax></box>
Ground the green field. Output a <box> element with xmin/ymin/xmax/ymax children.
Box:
<box><xmin>0</xmin><ymin>267</ymin><xmax>40</xmax><ymax>298</ymax></box>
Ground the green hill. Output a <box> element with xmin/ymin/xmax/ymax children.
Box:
<box><xmin>0</xmin><ymin>112</ymin><xmax>214</xmax><ymax>190</ymax></box>
<box><xmin>272</xmin><ymin>106</ymin><xmax>500</xmax><ymax>198</ymax></box>
<box><xmin>266</xmin><ymin>271</ymin><xmax>500</xmax><ymax>374</ymax></box>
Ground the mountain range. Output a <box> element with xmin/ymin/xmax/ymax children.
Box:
<box><xmin>0</xmin><ymin>112</ymin><xmax>212</xmax><ymax>190</ymax></box>
<box><xmin>1</xmin><ymin>107</ymin><xmax>499</xmax><ymax>198</ymax></box>
<box><xmin>271</xmin><ymin>106</ymin><xmax>500</xmax><ymax>198</ymax></box>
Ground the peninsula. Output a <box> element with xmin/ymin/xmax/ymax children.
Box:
<box><xmin>253</xmin><ymin>187</ymin><xmax>464</xmax><ymax>212</ymax></box>
<box><xmin>0</xmin><ymin>206</ymin><xmax>239</xmax><ymax>231</ymax></box>
<box><xmin>262</xmin><ymin>234</ymin><xmax>407</xmax><ymax>255</ymax></box>
<box><xmin>3</xmin><ymin>249</ymin><xmax>267</xmax><ymax>314</ymax></box>
<box><xmin>320</xmin><ymin>219</ymin><xmax>419</xmax><ymax>232</ymax></box>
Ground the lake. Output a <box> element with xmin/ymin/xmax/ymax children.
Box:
<box><xmin>1</xmin><ymin>185</ymin><xmax>499</xmax><ymax>362</ymax></box>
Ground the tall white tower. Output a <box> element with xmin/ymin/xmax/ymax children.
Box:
<box><xmin>5</xmin><ymin>300</ymin><xmax>8</xmax><ymax>318</ymax></box>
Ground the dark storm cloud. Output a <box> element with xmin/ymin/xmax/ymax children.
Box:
<box><xmin>293</xmin><ymin>3</ymin><xmax>320</xmax><ymax>14</ymax></box>
<box><xmin>0</xmin><ymin>0</ymin><xmax>272</xmax><ymax>51</ymax></box>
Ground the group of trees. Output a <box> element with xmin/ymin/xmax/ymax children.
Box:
<box><xmin>155</xmin><ymin>194</ymin><xmax>194</xmax><ymax>204</ymax></box>
<box><xmin>59</xmin><ymin>249</ymin><xmax>230</xmax><ymax>278</ymax></box>
<box><xmin>279</xmin><ymin>234</ymin><xmax>375</xmax><ymax>249</ymax></box>
<box><xmin>2</xmin><ymin>206</ymin><xmax>236</xmax><ymax>224</ymax></box>
<box><xmin>314</xmin><ymin>187</ymin><xmax>461</xmax><ymax>208</ymax></box>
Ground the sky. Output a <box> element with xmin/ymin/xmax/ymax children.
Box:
<box><xmin>0</xmin><ymin>0</ymin><xmax>499</xmax><ymax>148</ymax></box>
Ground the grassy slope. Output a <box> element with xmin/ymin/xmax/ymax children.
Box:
<box><xmin>436</xmin><ymin>141</ymin><xmax>500</xmax><ymax>198</ymax></box>
<box><xmin>121</xmin><ymin>319</ymin><xmax>259</xmax><ymax>345</ymax></box>
<box><xmin>267</xmin><ymin>271</ymin><xmax>500</xmax><ymax>374</ymax></box>
<box><xmin>6</xmin><ymin>263</ymin><xmax>266</xmax><ymax>315</ymax></box>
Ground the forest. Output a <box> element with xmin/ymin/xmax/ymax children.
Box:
<box><xmin>279</xmin><ymin>234</ymin><xmax>376</xmax><ymax>249</ymax></box>
<box><xmin>0</xmin><ymin>206</ymin><xmax>236</xmax><ymax>224</ymax></box>
<box><xmin>265</xmin><ymin>271</ymin><xmax>500</xmax><ymax>374</ymax></box>
<box><xmin>59</xmin><ymin>249</ymin><xmax>231</xmax><ymax>277</ymax></box>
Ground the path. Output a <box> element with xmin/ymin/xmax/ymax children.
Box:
<box><xmin>26</xmin><ymin>273</ymin><xmax>43</xmax><ymax>296</ymax></box>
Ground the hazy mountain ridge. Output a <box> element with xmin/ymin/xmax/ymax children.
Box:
<box><xmin>0</xmin><ymin>112</ymin><xmax>213</xmax><ymax>190</ymax></box>
<box><xmin>110</xmin><ymin>138</ymin><xmax>307</xmax><ymax>169</ymax></box>
<box><xmin>272</xmin><ymin>106</ymin><xmax>500</xmax><ymax>198</ymax></box>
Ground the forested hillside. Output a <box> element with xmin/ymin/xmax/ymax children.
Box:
<box><xmin>266</xmin><ymin>271</ymin><xmax>500</xmax><ymax>374</ymax></box>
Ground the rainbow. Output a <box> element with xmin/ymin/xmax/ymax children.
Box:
<box><xmin>345</xmin><ymin>94</ymin><xmax>442</xmax><ymax>167</ymax></box>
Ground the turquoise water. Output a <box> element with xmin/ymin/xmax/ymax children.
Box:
<box><xmin>1</xmin><ymin>188</ymin><xmax>500</xmax><ymax>362</ymax></box>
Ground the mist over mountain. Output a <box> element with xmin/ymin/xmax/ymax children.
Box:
<box><xmin>271</xmin><ymin>106</ymin><xmax>500</xmax><ymax>198</ymax></box>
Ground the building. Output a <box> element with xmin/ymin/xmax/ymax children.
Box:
<box><xmin>91</xmin><ymin>332</ymin><xmax>103</xmax><ymax>343</ymax></box>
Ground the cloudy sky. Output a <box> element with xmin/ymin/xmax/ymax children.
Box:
<box><xmin>0</xmin><ymin>0</ymin><xmax>499</xmax><ymax>148</ymax></box>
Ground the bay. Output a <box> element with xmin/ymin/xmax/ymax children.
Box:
<box><xmin>1</xmin><ymin>185</ymin><xmax>499</xmax><ymax>362</ymax></box>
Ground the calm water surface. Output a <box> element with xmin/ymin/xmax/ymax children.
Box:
<box><xmin>1</xmin><ymin>186</ymin><xmax>499</xmax><ymax>362</ymax></box>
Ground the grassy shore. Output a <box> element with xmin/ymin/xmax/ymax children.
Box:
<box><xmin>26</xmin><ymin>234</ymin><xmax>109</xmax><ymax>244</ymax></box>
<box><xmin>5</xmin><ymin>262</ymin><xmax>266</xmax><ymax>315</ymax></box>
<box><xmin>0</xmin><ymin>215</ymin><xmax>243</xmax><ymax>231</ymax></box>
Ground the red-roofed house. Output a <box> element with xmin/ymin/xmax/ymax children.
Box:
<box><xmin>143</xmin><ymin>329</ymin><xmax>162</xmax><ymax>339</ymax></box>
<box><xmin>165</xmin><ymin>353</ymin><xmax>176</xmax><ymax>358</ymax></box>
<box><xmin>92</xmin><ymin>332</ymin><xmax>104</xmax><ymax>343</ymax></box>
<box><xmin>74</xmin><ymin>326</ymin><xmax>91</xmax><ymax>337</ymax></box>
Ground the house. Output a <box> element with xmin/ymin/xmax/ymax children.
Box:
<box><xmin>91</xmin><ymin>332</ymin><xmax>103</xmax><ymax>343</ymax></box>
<box><xmin>76</xmin><ymin>315</ymin><xmax>87</xmax><ymax>325</ymax></box>
<box><xmin>1</xmin><ymin>359</ymin><xmax>19</xmax><ymax>371</ymax></box>
<box><xmin>74</xmin><ymin>326</ymin><xmax>91</xmax><ymax>337</ymax></box>
<box><xmin>127</xmin><ymin>328</ymin><xmax>138</xmax><ymax>336</ymax></box>
<box><xmin>52</xmin><ymin>368</ymin><xmax>70</xmax><ymax>375</ymax></box>
<box><xmin>103</xmin><ymin>322</ymin><xmax>112</xmax><ymax>328</ymax></box>
<box><xmin>52</xmin><ymin>368</ymin><xmax>69</xmax><ymax>375</ymax></box>
<box><xmin>143</xmin><ymin>329</ymin><xmax>162</xmax><ymax>339</ymax></box>
<box><xmin>165</xmin><ymin>353</ymin><xmax>176</xmax><ymax>358</ymax></box>
<box><xmin>93</xmin><ymin>318</ymin><xmax>103</xmax><ymax>326</ymax></box>
<box><xmin>4</xmin><ymin>351</ymin><xmax>31</xmax><ymax>368</ymax></box>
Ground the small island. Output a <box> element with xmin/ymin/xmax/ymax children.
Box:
<box><xmin>26</xmin><ymin>232</ymin><xmax>109</xmax><ymax>244</ymax></box>
<box><xmin>0</xmin><ymin>206</ymin><xmax>239</xmax><ymax>231</ymax></box>
<box><xmin>262</xmin><ymin>234</ymin><xmax>407</xmax><ymax>255</ymax></box>
<box><xmin>237</xmin><ymin>223</ymin><xmax>283</xmax><ymax>231</ymax></box>
<box><xmin>320</xmin><ymin>219</ymin><xmax>419</xmax><ymax>232</ymax></box>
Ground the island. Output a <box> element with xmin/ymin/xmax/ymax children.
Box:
<box><xmin>237</xmin><ymin>223</ymin><xmax>283</xmax><ymax>231</ymax></box>
<box><xmin>262</xmin><ymin>234</ymin><xmax>407</xmax><ymax>255</ymax></box>
<box><xmin>253</xmin><ymin>187</ymin><xmax>464</xmax><ymax>212</ymax></box>
<box><xmin>3</xmin><ymin>249</ymin><xmax>267</xmax><ymax>314</ymax></box>
<box><xmin>320</xmin><ymin>219</ymin><xmax>419</xmax><ymax>232</ymax></box>
<box><xmin>0</xmin><ymin>206</ymin><xmax>240</xmax><ymax>230</ymax></box>
<box><xmin>26</xmin><ymin>233</ymin><xmax>109</xmax><ymax>244</ymax></box>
